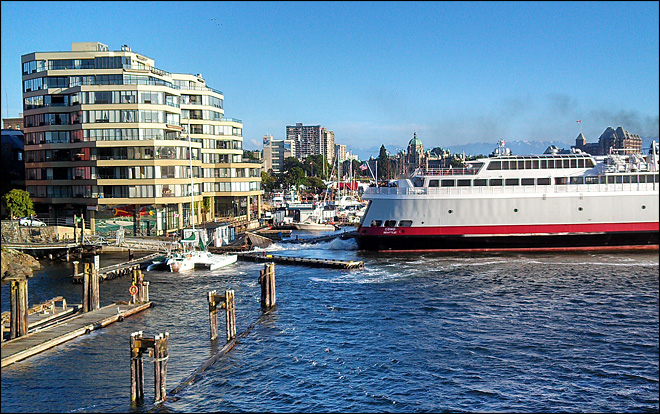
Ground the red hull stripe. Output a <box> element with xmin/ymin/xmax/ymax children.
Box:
<box><xmin>359</xmin><ymin>222</ymin><xmax>659</xmax><ymax>236</ymax></box>
<box><xmin>378</xmin><ymin>245</ymin><xmax>659</xmax><ymax>253</ymax></box>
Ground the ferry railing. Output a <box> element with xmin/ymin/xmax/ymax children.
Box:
<box><xmin>364</xmin><ymin>182</ymin><xmax>657</xmax><ymax>197</ymax></box>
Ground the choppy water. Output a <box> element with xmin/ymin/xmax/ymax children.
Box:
<box><xmin>1</xmin><ymin>235</ymin><xmax>658</xmax><ymax>413</ymax></box>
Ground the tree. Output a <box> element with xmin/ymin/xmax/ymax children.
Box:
<box><xmin>305</xmin><ymin>176</ymin><xmax>327</xmax><ymax>193</ymax></box>
<box><xmin>2</xmin><ymin>189</ymin><xmax>35</xmax><ymax>219</ymax></box>
<box><xmin>261</xmin><ymin>171</ymin><xmax>277</xmax><ymax>193</ymax></box>
<box><xmin>377</xmin><ymin>145</ymin><xmax>392</xmax><ymax>180</ymax></box>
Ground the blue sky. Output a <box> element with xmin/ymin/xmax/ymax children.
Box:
<box><xmin>1</xmin><ymin>1</ymin><xmax>658</xmax><ymax>159</ymax></box>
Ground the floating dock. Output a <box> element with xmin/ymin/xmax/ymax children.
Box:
<box><xmin>1</xmin><ymin>301</ymin><xmax>152</xmax><ymax>368</ymax></box>
<box><xmin>237</xmin><ymin>252</ymin><xmax>364</xmax><ymax>269</ymax></box>
<box><xmin>72</xmin><ymin>252</ymin><xmax>162</xmax><ymax>283</ymax></box>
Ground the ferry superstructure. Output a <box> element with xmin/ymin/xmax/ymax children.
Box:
<box><xmin>355</xmin><ymin>141</ymin><xmax>659</xmax><ymax>252</ymax></box>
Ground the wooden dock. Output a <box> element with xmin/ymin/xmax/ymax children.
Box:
<box><xmin>2</xmin><ymin>297</ymin><xmax>79</xmax><ymax>341</ymax></box>
<box><xmin>72</xmin><ymin>252</ymin><xmax>162</xmax><ymax>283</ymax></box>
<box><xmin>1</xmin><ymin>301</ymin><xmax>152</xmax><ymax>368</ymax></box>
<box><xmin>237</xmin><ymin>252</ymin><xmax>364</xmax><ymax>269</ymax></box>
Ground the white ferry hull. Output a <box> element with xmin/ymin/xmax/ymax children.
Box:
<box><xmin>355</xmin><ymin>140</ymin><xmax>659</xmax><ymax>252</ymax></box>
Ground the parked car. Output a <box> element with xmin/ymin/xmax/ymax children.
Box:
<box><xmin>19</xmin><ymin>217</ymin><xmax>46</xmax><ymax>226</ymax></box>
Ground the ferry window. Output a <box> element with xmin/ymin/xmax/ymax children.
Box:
<box><xmin>441</xmin><ymin>179</ymin><xmax>455</xmax><ymax>187</ymax></box>
<box><xmin>570</xmin><ymin>159</ymin><xmax>577</xmax><ymax>168</ymax></box>
<box><xmin>428</xmin><ymin>179</ymin><xmax>439</xmax><ymax>187</ymax></box>
<box><xmin>517</xmin><ymin>160</ymin><xmax>525</xmax><ymax>169</ymax></box>
<box><xmin>489</xmin><ymin>178</ymin><xmax>503</xmax><ymax>186</ymax></box>
<box><xmin>570</xmin><ymin>177</ymin><xmax>583</xmax><ymax>184</ymax></box>
<box><xmin>398</xmin><ymin>220</ymin><xmax>413</xmax><ymax>227</ymax></box>
<box><xmin>532</xmin><ymin>160</ymin><xmax>540</xmax><ymax>169</ymax></box>
<box><xmin>521</xmin><ymin>178</ymin><xmax>535</xmax><ymax>185</ymax></box>
<box><xmin>607</xmin><ymin>176</ymin><xmax>623</xmax><ymax>184</ymax></box>
<box><xmin>600</xmin><ymin>176</ymin><xmax>607</xmax><ymax>184</ymax></box>
<box><xmin>555</xmin><ymin>177</ymin><xmax>568</xmax><ymax>185</ymax></box>
<box><xmin>563</xmin><ymin>160</ymin><xmax>570</xmax><ymax>168</ymax></box>
<box><xmin>371</xmin><ymin>220</ymin><xmax>382</xmax><ymax>227</ymax></box>
<box><xmin>585</xmin><ymin>176</ymin><xmax>599</xmax><ymax>184</ymax></box>
<box><xmin>457</xmin><ymin>179</ymin><xmax>471</xmax><ymax>187</ymax></box>
<box><xmin>505</xmin><ymin>178</ymin><xmax>519</xmax><ymax>186</ymax></box>
<box><xmin>487</xmin><ymin>161</ymin><xmax>501</xmax><ymax>170</ymax></box>
<box><xmin>540</xmin><ymin>160</ymin><xmax>548</xmax><ymax>169</ymax></box>
<box><xmin>655</xmin><ymin>174</ymin><xmax>659</xmax><ymax>183</ymax></box>
<box><xmin>473</xmin><ymin>179</ymin><xmax>487</xmax><ymax>186</ymax></box>
<box><xmin>630</xmin><ymin>175</ymin><xmax>638</xmax><ymax>183</ymax></box>
<box><xmin>578</xmin><ymin>159</ymin><xmax>585</xmax><ymax>168</ymax></box>
<box><xmin>384</xmin><ymin>220</ymin><xmax>397</xmax><ymax>227</ymax></box>
<box><xmin>524</xmin><ymin>160</ymin><xmax>532</xmax><ymax>169</ymax></box>
<box><xmin>501</xmin><ymin>161</ymin><xmax>510</xmax><ymax>170</ymax></box>
<box><xmin>623</xmin><ymin>175</ymin><xmax>631</xmax><ymax>183</ymax></box>
<box><xmin>585</xmin><ymin>159</ymin><xmax>595</xmax><ymax>168</ymax></box>
<box><xmin>537</xmin><ymin>178</ymin><xmax>550</xmax><ymax>185</ymax></box>
<box><xmin>413</xmin><ymin>178</ymin><xmax>424</xmax><ymax>187</ymax></box>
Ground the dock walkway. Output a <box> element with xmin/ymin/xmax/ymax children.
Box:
<box><xmin>237</xmin><ymin>252</ymin><xmax>364</xmax><ymax>269</ymax></box>
<box><xmin>1</xmin><ymin>302</ymin><xmax>152</xmax><ymax>367</ymax></box>
<box><xmin>72</xmin><ymin>252</ymin><xmax>162</xmax><ymax>283</ymax></box>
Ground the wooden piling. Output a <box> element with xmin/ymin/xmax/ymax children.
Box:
<box><xmin>130</xmin><ymin>331</ymin><xmax>169</xmax><ymax>404</ymax></box>
<box><xmin>130</xmin><ymin>331</ymin><xmax>145</xmax><ymax>403</ymax></box>
<box><xmin>259</xmin><ymin>263</ymin><xmax>276</xmax><ymax>310</ymax></box>
<box><xmin>208</xmin><ymin>290</ymin><xmax>218</xmax><ymax>340</ymax></box>
<box><xmin>10</xmin><ymin>279</ymin><xmax>29</xmax><ymax>339</ymax></box>
<box><xmin>82</xmin><ymin>262</ymin><xmax>100</xmax><ymax>312</ymax></box>
<box><xmin>208</xmin><ymin>290</ymin><xmax>236</xmax><ymax>341</ymax></box>
<box><xmin>82</xmin><ymin>263</ymin><xmax>90</xmax><ymax>313</ymax></box>
<box><xmin>224</xmin><ymin>290</ymin><xmax>236</xmax><ymax>341</ymax></box>
<box><xmin>154</xmin><ymin>333</ymin><xmax>169</xmax><ymax>403</ymax></box>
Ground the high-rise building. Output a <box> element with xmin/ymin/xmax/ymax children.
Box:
<box><xmin>263</xmin><ymin>135</ymin><xmax>295</xmax><ymax>174</ymax></box>
<box><xmin>21</xmin><ymin>42</ymin><xmax>262</xmax><ymax>235</ymax></box>
<box><xmin>285</xmin><ymin>122</ymin><xmax>335</xmax><ymax>164</ymax></box>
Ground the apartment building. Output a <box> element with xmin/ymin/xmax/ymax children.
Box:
<box><xmin>21</xmin><ymin>42</ymin><xmax>262</xmax><ymax>235</ymax></box>
<box><xmin>285</xmin><ymin>122</ymin><xmax>335</xmax><ymax>165</ymax></box>
<box><xmin>262</xmin><ymin>135</ymin><xmax>296</xmax><ymax>174</ymax></box>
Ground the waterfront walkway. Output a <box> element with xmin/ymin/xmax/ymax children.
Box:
<box><xmin>1</xmin><ymin>302</ymin><xmax>152</xmax><ymax>368</ymax></box>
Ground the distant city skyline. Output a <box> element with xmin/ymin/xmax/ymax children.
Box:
<box><xmin>2</xmin><ymin>1</ymin><xmax>658</xmax><ymax>159</ymax></box>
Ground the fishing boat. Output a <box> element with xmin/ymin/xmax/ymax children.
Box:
<box><xmin>353</xmin><ymin>140</ymin><xmax>659</xmax><ymax>252</ymax></box>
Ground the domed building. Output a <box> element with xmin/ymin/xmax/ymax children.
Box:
<box><xmin>406</xmin><ymin>131</ymin><xmax>426</xmax><ymax>173</ymax></box>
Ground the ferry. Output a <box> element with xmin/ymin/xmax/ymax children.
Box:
<box><xmin>354</xmin><ymin>140</ymin><xmax>659</xmax><ymax>252</ymax></box>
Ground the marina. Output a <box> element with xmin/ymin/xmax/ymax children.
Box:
<box><xmin>1</xmin><ymin>246</ymin><xmax>657</xmax><ymax>412</ymax></box>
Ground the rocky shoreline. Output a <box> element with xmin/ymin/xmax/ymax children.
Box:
<box><xmin>1</xmin><ymin>247</ymin><xmax>41</xmax><ymax>281</ymax></box>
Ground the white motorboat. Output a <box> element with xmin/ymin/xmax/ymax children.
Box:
<box><xmin>292</xmin><ymin>221</ymin><xmax>337</xmax><ymax>231</ymax></box>
<box><xmin>167</xmin><ymin>250</ymin><xmax>237</xmax><ymax>272</ymax></box>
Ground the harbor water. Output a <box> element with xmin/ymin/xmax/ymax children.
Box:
<box><xmin>1</xmin><ymin>235</ymin><xmax>658</xmax><ymax>413</ymax></box>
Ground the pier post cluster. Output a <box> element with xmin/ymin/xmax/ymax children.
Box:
<box><xmin>130</xmin><ymin>331</ymin><xmax>169</xmax><ymax>403</ymax></box>
<box><xmin>208</xmin><ymin>290</ymin><xmax>236</xmax><ymax>341</ymax></box>
<box><xmin>259</xmin><ymin>262</ymin><xmax>276</xmax><ymax>310</ymax></box>
<box><xmin>130</xmin><ymin>269</ymin><xmax>149</xmax><ymax>304</ymax></box>
<box><xmin>136</xmin><ymin>263</ymin><xmax>277</xmax><ymax>404</ymax></box>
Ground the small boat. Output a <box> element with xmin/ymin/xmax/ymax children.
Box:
<box><xmin>292</xmin><ymin>221</ymin><xmax>337</xmax><ymax>231</ymax></box>
<box><xmin>167</xmin><ymin>250</ymin><xmax>237</xmax><ymax>272</ymax></box>
<box><xmin>146</xmin><ymin>255</ymin><xmax>168</xmax><ymax>271</ymax></box>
